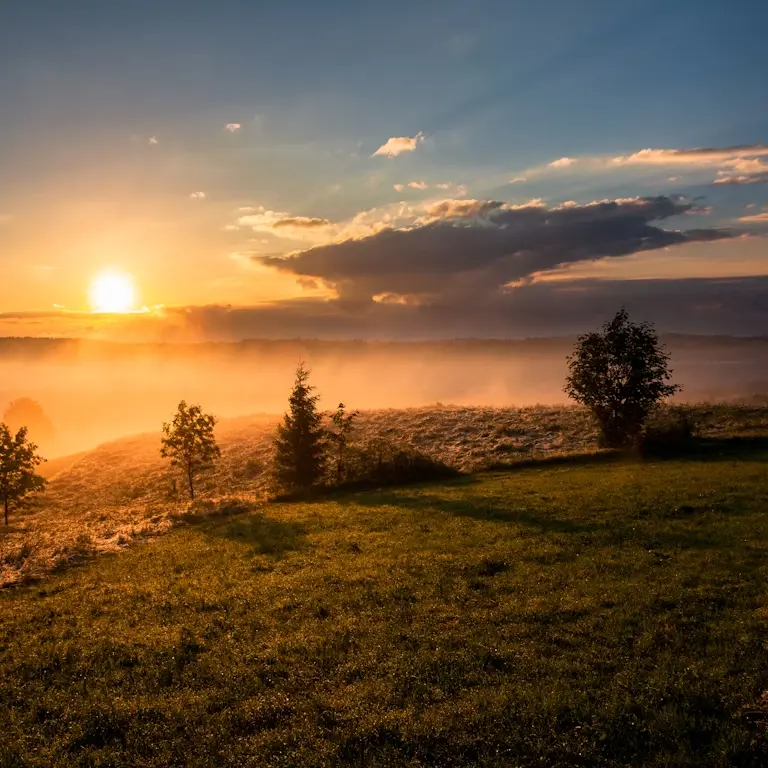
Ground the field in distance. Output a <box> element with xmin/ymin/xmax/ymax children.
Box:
<box><xmin>2</xmin><ymin>434</ymin><xmax>768</xmax><ymax>766</ymax></box>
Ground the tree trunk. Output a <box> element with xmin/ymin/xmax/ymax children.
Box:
<box><xmin>187</xmin><ymin>466</ymin><xmax>195</xmax><ymax>500</ymax></box>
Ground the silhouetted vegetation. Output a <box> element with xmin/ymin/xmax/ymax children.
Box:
<box><xmin>327</xmin><ymin>402</ymin><xmax>359</xmax><ymax>483</ymax></box>
<box><xmin>0</xmin><ymin>423</ymin><xmax>46</xmax><ymax>525</ymax></box>
<box><xmin>160</xmin><ymin>401</ymin><xmax>220</xmax><ymax>500</ymax></box>
<box><xmin>636</xmin><ymin>406</ymin><xmax>698</xmax><ymax>457</ymax></box>
<box><xmin>273</xmin><ymin>363</ymin><xmax>326</xmax><ymax>493</ymax></box>
<box><xmin>342</xmin><ymin>438</ymin><xmax>460</xmax><ymax>488</ymax></box>
<box><xmin>565</xmin><ymin>309</ymin><xmax>680</xmax><ymax>447</ymax></box>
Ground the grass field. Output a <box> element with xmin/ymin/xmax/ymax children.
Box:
<box><xmin>2</xmin><ymin>434</ymin><xmax>768</xmax><ymax>766</ymax></box>
<box><xmin>2</xmin><ymin>404</ymin><xmax>767</xmax><ymax>588</ymax></box>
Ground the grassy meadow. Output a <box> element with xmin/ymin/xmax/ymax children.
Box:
<box><xmin>2</xmin><ymin>403</ymin><xmax>766</xmax><ymax>588</ymax></box>
<box><xmin>1</xmin><ymin>404</ymin><xmax>768</xmax><ymax>765</ymax></box>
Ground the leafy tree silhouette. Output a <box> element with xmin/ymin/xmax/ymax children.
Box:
<box><xmin>0</xmin><ymin>424</ymin><xmax>46</xmax><ymax>525</ymax></box>
<box><xmin>565</xmin><ymin>309</ymin><xmax>680</xmax><ymax>447</ymax></box>
<box><xmin>327</xmin><ymin>402</ymin><xmax>359</xmax><ymax>483</ymax></box>
<box><xmin>161</xmin><ymin>401</ymin><xmax>220</xmax><ymax>500</ymax></box>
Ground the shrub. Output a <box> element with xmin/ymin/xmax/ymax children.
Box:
<box><xmin>636</xmin><ymin>407</ymin><xmax>697</xmax><ymax>457</ymax></box>
<box><xmin>343</xmin><ymin>438</ymin><xmax>459</xmax><ymax>488</ymax></box>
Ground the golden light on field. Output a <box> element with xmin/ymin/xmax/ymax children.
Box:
<box><xmin>89</xmin><ymin>271</ymin><xmax>137</xmax><ymax>313</ymax></box>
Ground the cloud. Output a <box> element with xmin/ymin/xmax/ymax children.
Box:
<box><xmin>225</xmin><ymin>123</ymin><xmax>242</xmax><ymax>133</ymax></box>
<box><xmin>393</xmin><ymin>181</ymin><xmax>463</xmax><ymax>194</ymax></box>
<box><xmin>549</xmin><ymin>157</ymin><xmax>577</xmax><ymax>168</ymax></box>
<box><xmin>258</xmin><ymin>196</ymin><xmax>732</xmax><ymax>302</ymax></box>
<box><xmin>372</xmin><ymin>132</ymin><xmax>424</xmax><ymax>158</ymax></box>
<box><xmin>272</xmin><ymin>216</ymin><xmax>332</xmax><ymax>229</ymax></box>
<box><xmin>43</xmin><ymin>276</ymin><xmax>762</xmax><ymax>340</ymax></box>
<box><xmin>739</xmin><ymin>212</ymin><xmax>768</xmax><ymax>223</ymax></box>
<box><xmin>611</xmin><ymin>144</ymin><xmax>768</xmax><ymax>167</ymax></box>
<box><xmin>236</xmin><ymin>207</ymin><xmax>335</xmax><ymax>242</ymax></box>
<box><xmin>148</xmin><ymin>136</ymin><xmax>159</xmax><ymax>145</ymax></box>
<box><xmin>713</xmin><ymin>172</ymin><xmax>768</xmax><ymax>185</ymax></box>
<box><xmin>189</xmin><ymin>191</ymin><xmax>207</xmax><ymax>200</ymax></box>
<box><xmin>510</xmin><ymin>176</ymin><xmax>527</xmax><ymax>184</ymax></box>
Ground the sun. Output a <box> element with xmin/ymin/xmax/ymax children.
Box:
<box><xmin>89</xmin><ymin>271</ymin><xmax>137</xmax><ymax>313</ymax></box>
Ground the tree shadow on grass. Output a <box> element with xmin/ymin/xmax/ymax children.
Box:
<box><xmin>347</xmin><ymin>487</ymin><xmax>596</xmax><ymax>535</ymax></box>
<box><xmin>663</xmin><ymin>436</ymin><xmax>768</xmax><ymax>462</ymax></box>
<box><xmin>481</xmin><ymin>449</ymin><xmax>622</xmax><ymax>474</ymax></box>
<box><xmin>206</xmin><ymin>513</ymin><xmax>309</xmax><ymax>558</ymax></box>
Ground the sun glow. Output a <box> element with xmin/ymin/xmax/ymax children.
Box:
<box><xmin>89</xmin><ymin>271</ymin><xmax>137</xmax><ymax>313</ymax></box>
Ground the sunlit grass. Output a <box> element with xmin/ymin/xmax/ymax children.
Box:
<box><xmin>2</xmin><ymin>448</ymin><xmax>768</xmax><ymax>765</ymax></box>
<box><xmin>1</xmin><ymin>404</ymin><xmax>766</xmax><ymax>588</ymax></box>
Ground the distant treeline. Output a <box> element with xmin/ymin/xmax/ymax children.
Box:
<box><xmin>1</xmin><ymin>334</ymin><xmax>767</xmax><ymax>362</ymax></box>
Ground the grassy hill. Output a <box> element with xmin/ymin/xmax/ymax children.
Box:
<box><xmin>1</xmin><ymin>408</ymin><xmax>768</xmax><ymax>765</ymax></box>
<box><xmin>2</xmin><ymin>404</ymin><xmax>767</xmax><ymax>588</ymax></box>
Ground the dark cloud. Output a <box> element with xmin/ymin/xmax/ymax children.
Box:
<box><xmin>260</xmin><ymin>197</ymin><xmax>732</xmax><ymax>301</ymax></box>
<box><xmin>149</xmin><ymin>276</ymin><xmax>768</xmax><ymax>340</ymax></box>
<box><xmin>3</xmin><ymin>277</ymin><xmax>767</xmax><ymax>340</ymax></box>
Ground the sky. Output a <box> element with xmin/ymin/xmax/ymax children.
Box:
<box><xmin>1</xmin><ymin>0</ymin><xmax>767</xmax><ymax>340</ymax></box>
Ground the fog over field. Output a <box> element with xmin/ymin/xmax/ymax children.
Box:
<box><xmin>1</xmin><ymin>336</ymin><xmax>766</xmax><ymax>457</ymax></box>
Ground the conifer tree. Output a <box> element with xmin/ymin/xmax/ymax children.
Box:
<box><xmin>273</xmin><ymin>363</ymin><xmax>326</xmax><ymax>492</ymax></box>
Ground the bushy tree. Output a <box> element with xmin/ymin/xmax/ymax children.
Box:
<box><xmin>564</xmin><ymin>309</ymin><xmax>680</xmax><ymax>447</ymax></box>
<box><xmin>327</xmin><ymin>402</ymin><xmax>359</xmax><ymax>483</ymax></box>
<box><xmin>161</xmin><ymin>401</ymin><xmax>220</xmax><ymax>500</ymax></box>
<box><xmin>273</xmin><ymin>363</ymin><xmax>326</xmax><ymax>492</ymax></box>
<box><xmin>3</xmin><ymin>398</ymin><xmax>55</xmax><ymax>450</ymax></box>
<box><xmin>0</xmin><ymin>423</ymin><xmax>46</xmax><ymax>525</ymax></box>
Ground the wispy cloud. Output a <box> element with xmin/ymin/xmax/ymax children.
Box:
<box><xmin>372</xmin><ymin>132</ymin><xmax>424</xmax><ymax>158</ymax></box>
<box><xmin>189</xmin><ymin>191</ymin><xmax>207</xmax><ymax>200</ymax></box>
<box><xmin>272</xmin><ymin>216</ymin><xmax>332</xmax><ymax>229</ymax></box>
<box><xmin>393</xmin><ymin>181</ymin><xmax>466</xmax><ymax>195</ymax></box>
<box><xmin>611</xmin><ymin>144</ymin><xmax>768</xmax><ymax>166</ymax></box>
<box><xmin>739</xmin><ymin>212</ymin><xmax>768</xmax><ymax>223</ymax></box>
<box><xmin>549</xmin><ymin>157</ymin><xmax>577</xmax><ymax>168</ymax></box>
<box><xmin>148</xmin><ymin>136</ymin><xmax>159</xmax><ymax>145</ymax></box>
<box><xmin>713</xmin><ymin>172</ymin><xmax>768</xmax><ymax>185</ymax></box>
<box><xmin>224</xmin><ymin>123</ymin><xmax>242</xmax><ymax>133</ymax></box>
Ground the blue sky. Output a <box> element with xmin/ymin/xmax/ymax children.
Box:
<box><xmin>1</xmin><ymin>0</ymin><xmax>767</xmax><ymax>338</ymax></box>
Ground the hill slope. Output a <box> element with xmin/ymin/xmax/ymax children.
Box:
<box><xmin>2</xmin><ymin>404</ymin><xmax>767</xmax><ymax>588</ymax></box>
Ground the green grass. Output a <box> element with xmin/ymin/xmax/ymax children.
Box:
<box><xmin>2</xmin><ymin>444</ymin><xmax>768</xmax><ymax>766</ymax></box>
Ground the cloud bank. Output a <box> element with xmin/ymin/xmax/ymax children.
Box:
<box><xmin>259</xmin><ymin>196</ymin><xmax>732</xmax><ymax>301</ymax></box>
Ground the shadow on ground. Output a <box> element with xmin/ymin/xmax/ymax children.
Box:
<box><xmin>668</xmin><ymin>436</ymin><xmax>768</xmax><ymax>462</ymax></box>
<box><xmin>205</xmin><ymin>513</ymin><xmax>309</xmax><ymax>558</ymax></box>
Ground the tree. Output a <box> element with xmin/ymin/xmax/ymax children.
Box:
<box><xmin>327</xmin><ymin>402</ymin><xmax>359</xmax><ymax>483</ymax></box>
<box><xmin>273</xmin><ymin>363</ymin><xmax>326</xmax><ymax>492</ymax></box>
<box><xmin>3</xmin><ymin>398</ymin><xmax>55</xmax><ymax>451</ymax></box>
<box><xmin>564</xmin><ymin>309</ymin><xmax>680</xmax><ymax>447</ymax></box>
<box><xmin>0</xmin><ymin>423</ymin><xmax>46</xmax><ymax>526</ymax></box>
<box><xmin>160</xmin><ymin>401</ymin><xmax>220</xmax><ymax>500</ymax></box>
